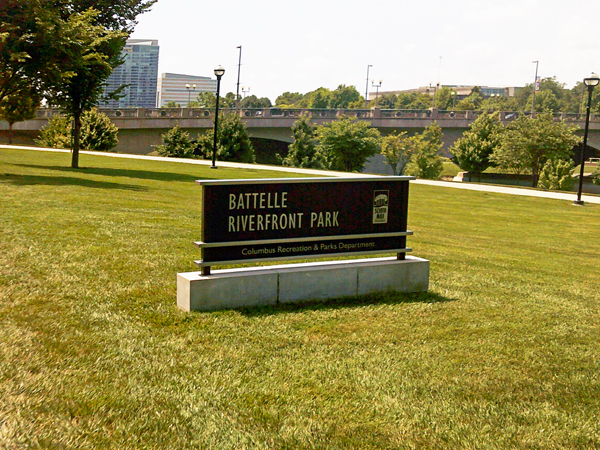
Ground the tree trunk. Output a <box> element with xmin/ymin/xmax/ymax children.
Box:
<box><xmin>71</xmin><ymin>113</ymin><xmax>81</xmax><ymax>169</ymax></box>
<box><xmin>8</xmin><ymin>123</ymin><xmax>13</xmax><ymax>145</ymax></box>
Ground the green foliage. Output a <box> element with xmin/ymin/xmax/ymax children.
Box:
<box><xmin>165</xmin><ymin>101</ymin><xmax>181</xmax><ymax>108</ymax></box>
<box><xmin>79</xmin><ymin>108</ymin><xmax>118</xmax><ymax>152</ymax></box>
<box><xmin>435</xmin><ymin>87</ymin><xmax>456</xmax><ymax>110</ymax></box>
<box><xmin>404</xmin><ymin>121</ymin><xmax>444</xmax><ymax>179</ymax></box>
<box><xmin>380</xmin><ymin>131</ymin><xmax>413</xmax><ymax>175</ymax></box>
<box><xmin>35</xmin><ymin>115</ymin><xmax>72</xmax><ymax>149</ymax></box>
<box><xmin>154</xmin><ymin>125</ymin><xmax>195</xmax><ymax>158</ymax></box>
<box><xmin>451</xmin><ymin>113</ymin><xmax>503</xmax><ymax>172</ymax></box>
<box><xmin>538</xmin><ymin>158</ymin><xmax>575</xmax><ymax>191</ymax></box>
<box><xmin>35</xmin><ymin>110</ymin><xmax>119</xmax><ymax>152</ymax></box>
<box><xmin>317</xmin><ymin>116</ymin><xmax>381</xmax><ymax>172</ymax></box>
<box><xmin>490</xmin><ymin>113</ymin><xmax>581</xmax><ymax>186</ymax></box>
<box><xmin>275</xmin><ymin>91</ymin><xmax>304</xmax><ymax>108</ymax></box>
<box><xmin>329</xmin><ymin>85</ymin><xmax>362</xmax><ymax>109</ymax></box>
<box><xmin>0</xmin><ymin>87</ymin><xmax>40</xmax><ymax>143</ymax></box>
<box><xmin>395</xmin><ymin>92</ymin><xmax>432</xmax><ymax>109</ymax></box>
<box><xmin>217</xmin><ymin>112</ymin><xmax>255</xmax><ymax>163</ymax></box>
<box><xmin>196</xmin><ymin>113</ymin><xmax>255</xmax><ymax>163</ymax></box>
<box><xmin>239</xmin><ymin>95</ymin><xmax>272</xmax><ymax>109</ymax></box>
<box><xmin>280</xmin><ymin>114</ymin><xmax>323</xmax><ymax>169</ymax></box>
<box><xmin>590</xmin><ymin>164</ymin><xmax>600</xmax><ymax>186</ymax></box>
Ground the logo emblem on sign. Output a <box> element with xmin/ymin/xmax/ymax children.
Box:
<box><xmin>373</xmin><ymin>190</ymin><xmax>389</xmax><ymax>224</ymax></box>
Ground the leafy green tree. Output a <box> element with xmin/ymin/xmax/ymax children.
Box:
<box><xmin>404</xmin><ymin>121</ymin><xmax>444</xmax><ymax>179</ymax></box>
<box><xmin>538</xmin><ymin>158</ymin><xmax>575</xmax><ymax>191</ymax></box>
<box><xmin>155</xmin><ymin>125</ymin><xmax>195</xmax><ymax>158</ymax></box>
<box><xmin>329</xmin><ymin>85</ymin><xmax>362</xmax><ymax>109</ymax></box>
<box><xmin>197</xmin><ymin>113</ymin><xmax>255</xmax><ymax>163</ymax></box>
<box><xmin>451</xmin><ymin>113</ymin><xmax>503</xmax><ymax>172</ymax></box>
<box><xmin>317</xmin><ymin>116</ymin><xmax>381</xmax><ymax>172</ymax></box>
<box><xmin>165</xmin><ymin>101</ymin><xmax>181</xmax><ymax>108</ymax></box>
<box><xmin>197</xmin><ymin>92</ymin><xmax>216</xmax><ymax>108</ymax></box>
<box><xmin>45</xmin><ymin>9</ymin><xmax>126</xmax><ymax>168</ymax></box>
<box><xmin>395</xmin><ymin>92</ymin><xmax>432</xmax><ymax>110</ymax></box>
<box><xmin>375</xmin><ymin>93</ymin><xmax>397</xmax><ymax>109</ymax></box>
<box><xmin>490</xmin><ymin>113</ymin><xmax>581</xmax><ymax>186</ymax></box>
<box><xmin>0</xmin><ymin>88</ymin><xmax>40</xmax><ymax>144</ymax></box>
<box><xmin>306</xmin><ymin>87</ymin><xmax>330</xmax><ymax>109</ymax></box>
<box><xmin>280</xmin><ymin>114</ymin><xmax>323</xmax><ymax>169</ymax></box>
<box><xmin>35</xmin><ymin>115</ymin><xmax>72</xmax><ymax>149</ymax></box>
<box><xmin>591</xmin><ymin>165</ymin><xmax>600</xmax><ymax>186</ymax></box>
<box><xmin>79</xmin><ymin>108</ymin><xmax>118</xmax><ymax>151</ymax></box>
<box><xmin>380</xmin><ymin>131</ymin><xmax>413</xmax><ymax>175</ymax></box>
<box><xmin>35</xmin><ymin>109</ymin><xmax>119</xmax><ymax>151</ymax></box>
<box><xmin>435</xmin><ymin>87</ymin><xmax>456</xmax><ymax>110</ymax></box>
<box><xmin>275</xmin><ymin>92</ymin><xmax>304</xmax><ymax>108</ymax></box>
<box><xmin>239</xmin><ymin>95</ymin><xmax>272</xmax><ymax>109</ymax></box>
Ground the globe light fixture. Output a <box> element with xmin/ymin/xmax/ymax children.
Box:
<box><xmin>212</xmin><ymin>66</ymin><xmax>225</xmax><ymax>169</ymax></box>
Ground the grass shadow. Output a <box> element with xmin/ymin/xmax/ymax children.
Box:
<box><xmin>10</xmin><ymin>163</ymin><xmax>210</xmax><ymax>184</ymax></box>
<box><xmin>237</xmin><ymin>290</ymin><xmax>455</xmax><ymax>317</ymax></box>
<box><xmin>0</xmin><ymin>172</ymin><xmax>147</xmax><ymax>191</ymax></box>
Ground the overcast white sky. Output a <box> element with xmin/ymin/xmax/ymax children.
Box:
<box><xmin>130</xmin><ymin>0</ymin><xmax>600</xmax><ymax>102</ymax></box>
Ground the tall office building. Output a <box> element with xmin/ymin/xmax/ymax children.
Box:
<box><xmin>100</xmin><ymin>39</ymin><xmax>159</xmax><ymax>109</ymax></box>
<box><xmin>157</xmin><ymin>73</ymin><xmax>218</xmax><ymax>107</ymax></box>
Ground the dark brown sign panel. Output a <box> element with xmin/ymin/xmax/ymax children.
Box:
<box><xmin>195</xmin><ymin>177</ymin><xmax>413</xmax><ymax>266</ymax></box>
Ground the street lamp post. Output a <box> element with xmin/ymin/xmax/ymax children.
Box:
<box><xmin>365</xmin><ymin>65</ymin><xmax>372</xmax><ymax>109</ymax></box>
<box><xmin>372</xmin><ymin>80</ymin><xmax>382</xmax><ymax>106</ymax></box>
<box><xmin>574</xmin><ymin>72</ymin><xmax>600</xmax><ymax>205</ymax></box>
<box><xmin>531</xmin><ymin>60</ymin><xmax>539</xmax><ymax>117</ymax></box>
<box><xmin>186</xmin><ymin>83</ymin><xmax>196</xmax><ymax>105</ymax></box>
<box><xmin>235</xmin><ymin>45</ymin><xmax>242</xmax><ymax>110</ymax></box>
<box><xmin>212</xmin><ymin>66</ymin><xmax>225</xmax><ymax>169</ymax></box>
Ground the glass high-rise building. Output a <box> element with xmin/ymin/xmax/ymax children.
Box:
<box><xmin>100</xmin><ymin>39</ymin><xmax>159</xmax><ymax>109</ymax></box>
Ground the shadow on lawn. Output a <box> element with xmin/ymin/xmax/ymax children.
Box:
<box><xmin>238</xmin><ymin>290</ymin><xmax>455</xmax><ymax>317</ymax></box>
<box><xmin>0</xmin><ymin>172</ymin><xmax>147</xmax><ymax>191</ymax></box>
<box><xmin>10</xmin><ymin>163</ymin><xmax>208</xmax><ymax>184</ymax></box>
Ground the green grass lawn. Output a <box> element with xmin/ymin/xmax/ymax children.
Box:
<box><xmin>1</xmin><ymin>148</ymin><xmax>599</xmax><ymax>449</ymax></box>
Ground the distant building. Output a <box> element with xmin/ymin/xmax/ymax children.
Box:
<box><xmin>370</xmin><ymin>85</ymin><xmax>519</xmax><ymax>101</ymax></box>
<box><xmin>156</xmin><ymin>73</ymin><xmax>218</xmax><ymax>107</ymax></box>
<box><xmin>100</xmin><ymin>39</ymin><xmax>159</xmax><ymax>109</ymax></box>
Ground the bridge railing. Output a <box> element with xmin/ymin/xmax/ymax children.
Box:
<box><xmin>32</xmin><ymin>107</ymin><xmax>600</xmax><ymax>123</ymax></box>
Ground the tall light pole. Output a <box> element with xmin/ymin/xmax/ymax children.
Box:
<box><xmin>186</xmin><ymin>83</ymin><xmax>196</xmax><ymax>105</ymax></box>
<box><xmin>365</xmin><ymin>64</ymin><xmax>372</xmax><ymax>109</ymax></box>
<box><xmin>531</xmin><ymin>60</ymin><xmax>539</xmax><ymax>117</ymax></box>
<box><xmin>235</xmin><ymin>45</ymin><xmax>242</xmax><ymax>110</ymax></box>
<box><xmin>574</xmin><ymin>72</ymin><xmax>600</xmax><ymax>205</ymax></box>
<box><xmin>212</xmin><ymin>66</ymin><xmax>225</xmax><ymax>169</ymax></box>
<box><xmin>372</xmin><ymin>80</ymin><xmax>382</xmax><ymax>106</ymax></box>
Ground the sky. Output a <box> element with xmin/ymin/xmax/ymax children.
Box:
<box><xmin>130</xmin><ymin>0</ymin><xmax>600</xmax><ymax>103</ymax></box>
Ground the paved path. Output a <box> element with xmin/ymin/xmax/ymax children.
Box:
<box><xmin>4</xmin><ymin>145</ymin><xmax>600</xmax><ymax>205</ymax></box>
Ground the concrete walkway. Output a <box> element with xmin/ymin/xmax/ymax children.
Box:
<box><xmin>4</xmin><ymin>145</ymin><xmax>600</xmax><ymax>205</ymax></box>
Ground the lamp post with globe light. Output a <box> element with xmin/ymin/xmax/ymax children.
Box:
<box><xmin>574</xmin><ymin>72</ymin><xmax>600</xmax><ymax>205</ymax></box>
<box><xmin>211</xmin><ymin>66</ymin><xmax>225</xmax><ymax>169</ymax></box>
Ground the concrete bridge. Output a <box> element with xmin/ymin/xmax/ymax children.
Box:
<box><xmin>3</xmin><ymin>107</ymin><xmax>600</xmax><ymax>158</ymax></box>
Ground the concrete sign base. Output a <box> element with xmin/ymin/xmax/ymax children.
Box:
<box><xmin>177</xmin><ymin>256</ymin><xmax>429</xmax><ymax>312</ymax></box>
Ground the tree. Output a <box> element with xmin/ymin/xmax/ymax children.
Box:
<box><xmin>538</xmin><ymin>158</ymin><xmax>575</xmax><ymax>191</ymax></box>
<box><xmin>165</xmin><ymin>101</ymin><xmax>181</xmax><ymax>108</ymax></box>
<box><xmin>317</xmin><ymin>116</ymin><xmax>381</xmax><ymax>172</ymax></box>
<box><xmin>306</xmin><ymin>87</ymin><xmax>330</xmax><ymax>109</ymax></box>
<box><xmin>154</xmin><ymin>125</ymin><xmax>195</xmax><ymax>158</ymax></box>
<box><xmin>35</xmin><ymin>115</ymin><xmax>72</xmax><ymax>149</ymax></box>
<box><xmin>435</xmin><ymin>87</ymin><xmax>456</xmax><ymax>110</ymax></box>
<box><xmin>490</xmin><ymin>113</ymin><xmax>581</xmax><ymax>186</ymax></box>
<box><xmin>79</xmin><ymin>108</ymin><xmax>118</xmax><ymax>151</ymax></box>
<box><xmin>275</xmin><ymin>92</ymin><xmax>304</xmax><ymax>108</ymax></box>
<box><xmin>280</xmin><ymin>114</ymin><xmax>323</xmax><ymax>169</ymax></box>
<box><xmin>380</xmin><ymin>131</ymin><xmax>413</xmax><ymax>175</ymax></box>
<box><xmin>375</xmin><ymin>93</ymin><xmax>397</xmax><ymax>109</ymax></box>
<box><xmin>239</xmin><ymin>95</ymin><xmax>272</xmax><ymax>109</ymax></box>
<box><xmin>0</xmin><ymin>88</ymin><xmax>40</xmax><ymax>144</ymax></box>
<box><xmin>404</xmin><ymin>121</ymin><xmax>444</xmax><ymax>179</ymax></box>
<box><xmin>35</xmin><ymin>109</ymin><xmax>119</xmax><ymax>152</ymax></box>
<box><xmin>451</xmin><ymin>113</ymin><xmax>503</xmax><ymax>173</ymax></box>
<box><xmin>45</xmin><ymin>9</ymin><xmax>126</xmax><ymax>168</ymax></box>
<box><xmin>329</xmin><ymin>85</ymin><xmax>362</xmax><ymax>109</ymax></box>
<box><xmin>196</xmin><ymin>112</ymin><xmax>255</xmax><ymax>163</ymax></box>
<box><xmin>395</xmin><ymin>92</ymin><xmax>432</xmax><ymax>110</ymax></box>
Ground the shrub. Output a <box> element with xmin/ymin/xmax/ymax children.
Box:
<box><xmin>35</xmin><ymin>115</ymin><xmax>72</xmax><ymax>149</ymax></box>
<box><xmin>538</xmin><ymin>158</ymin><xmax>575</xmax><ymax>191</ymax></box>
<box><xmin>154</xmin><ymin>125</ymin><xmax>196</xmax><ymax>158</ymax></box>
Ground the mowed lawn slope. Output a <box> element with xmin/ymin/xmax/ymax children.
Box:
<box><xmin>1</xmin><ymin>148</ymin><xmax>599</xmax><ymax>449</ymax></box>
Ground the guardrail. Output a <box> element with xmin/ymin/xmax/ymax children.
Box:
<box><xmin>34</xmin><ymin>108</ymin><xmax>600</xmax><ymax>123</ymax></box>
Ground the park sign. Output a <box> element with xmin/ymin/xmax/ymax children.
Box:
<box><xmin>194</xmin><ymin>176</ymin><xmax>415</xmax><ymax>270</ymax></box>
